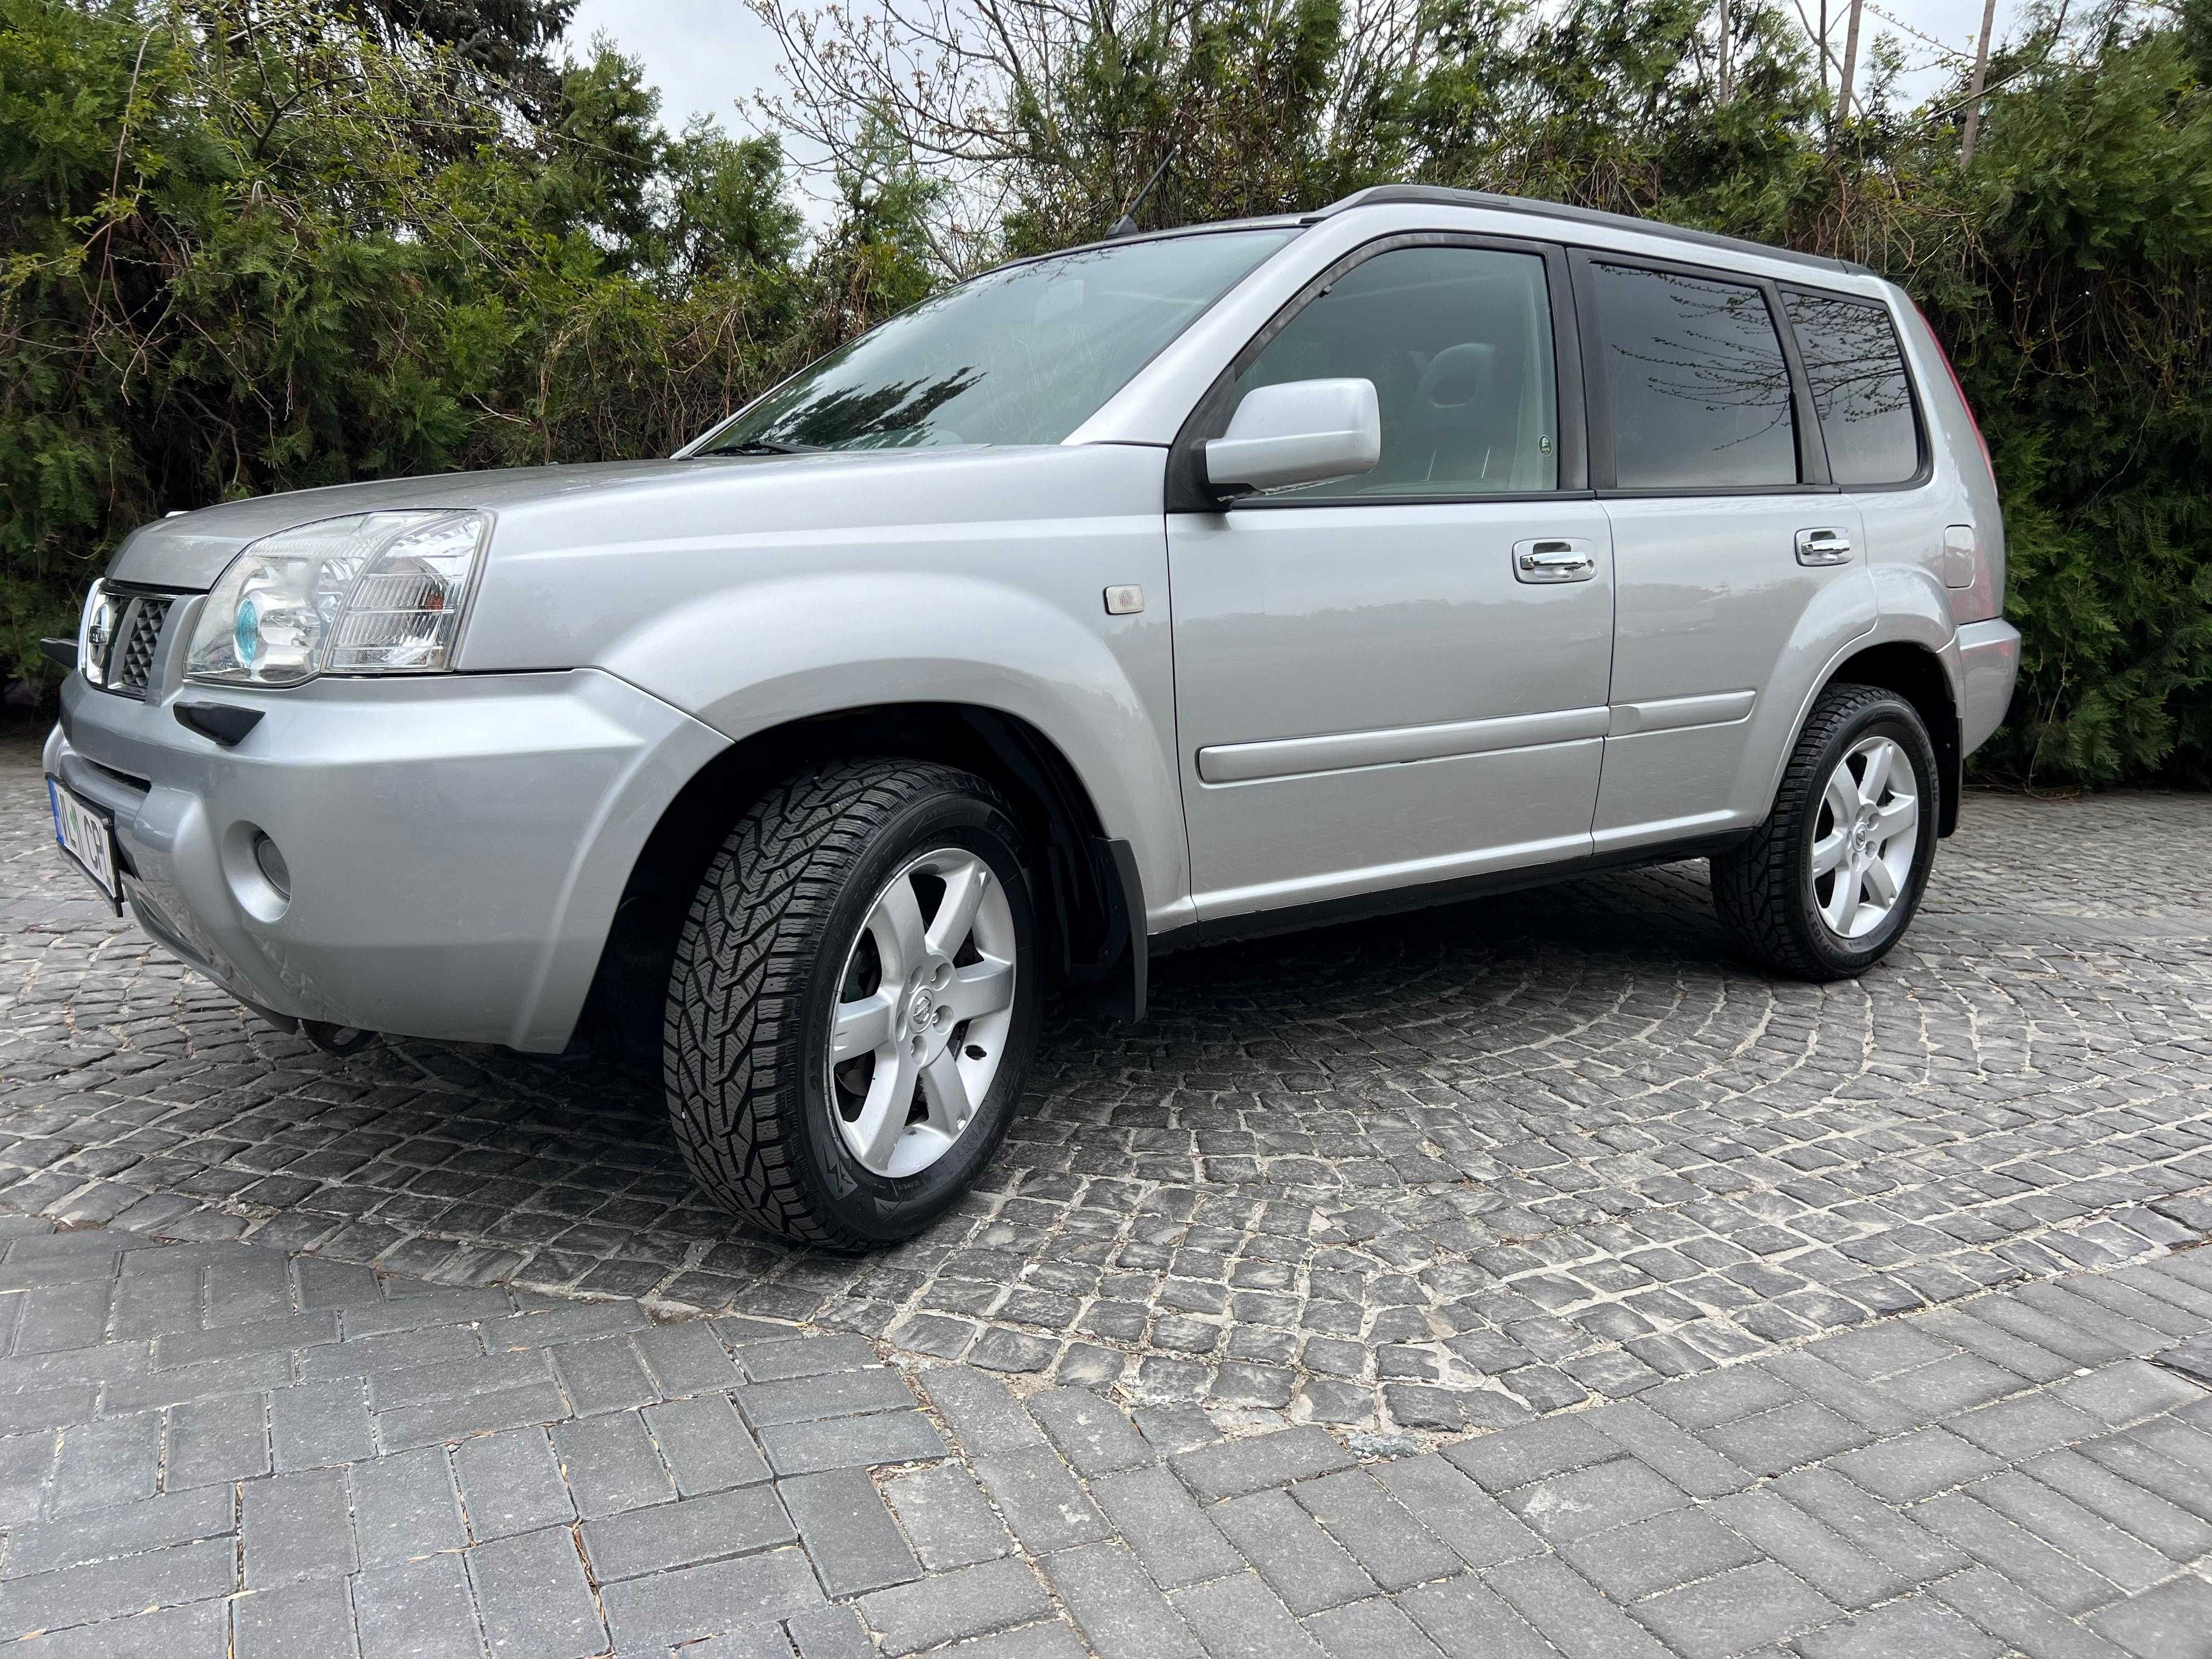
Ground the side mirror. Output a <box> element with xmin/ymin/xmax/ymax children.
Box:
<box><xmin>1204</xmin><ymin>379</ymin><xmax>1381</xmax><ymax>498</ymax></box>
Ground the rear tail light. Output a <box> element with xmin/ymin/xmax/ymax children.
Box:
<box><xmin>1912</xmin><ymin>298</ymin><xmax>1994</xmax><ymax>487</ymax></box>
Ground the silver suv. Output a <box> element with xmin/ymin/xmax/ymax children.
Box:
<box><xmin>46</xmin><ymin>187</ymin><xmax>2019</xmax><ymax>1247</ymax></box>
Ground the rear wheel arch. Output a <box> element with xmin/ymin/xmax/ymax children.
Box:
<box><xmin>1816</xmin><ymin>641</ymin><xmax>1961</xmax><ymax>836</ymax></box>
<box><xmin>582</xmin><ymin>702</ymin><xmax>1141</xmax><ymax>1062</ymax></box>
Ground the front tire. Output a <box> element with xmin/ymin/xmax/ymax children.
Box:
<box><xmin>1711</xmin><ymin>684</ymin><xmax>1939</xmax><ymax>981</ymax></box>
<box><xmin>664</xmin><ymin>759</ymin><xmax>1041</xmax><ymax>1248</ymax></box>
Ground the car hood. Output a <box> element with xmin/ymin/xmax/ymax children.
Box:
<box><xmin>104</xmin><ymin>455</ymin><xmax>828</xmax><ymax>590</ymax></box>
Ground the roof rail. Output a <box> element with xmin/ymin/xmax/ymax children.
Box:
<box><xmin>1313</xmin><ymin>185</ymin><xmax>1875</xmax><ymax>278</ymax></box>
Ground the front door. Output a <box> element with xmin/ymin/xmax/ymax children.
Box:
<box><xmin>1166</xmin><ymin>240</ymin><xmax>1617</xmax><ymax>922</ymax></box>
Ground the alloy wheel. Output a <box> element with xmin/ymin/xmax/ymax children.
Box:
<box><xmin>1810</xmin><ymin>733</ymin><xmax>1919</xmax><ymax>940</ymax></box>
<box><xmin>825</xmin><ymin>847</ymin><xmax>1018</xmax><ymax>1177</ymax></box>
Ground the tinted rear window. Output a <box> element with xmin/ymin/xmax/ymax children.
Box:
<box><xmin>1591</xmin><ymin>263</ymin><xmax>1797</xmax><ymax>489</ymax></box>
<box><xmin>1785</xmin><ymin>292</ymin><xmax>1921</xmax><ymax>486</ymax></box>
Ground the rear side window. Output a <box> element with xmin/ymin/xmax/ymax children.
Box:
<box><xmin>1784</xmin><ymin>292</ymin><xmax>1921</xmax><ymax>486</ymax></box>
<box><xmin>1590</xmin><ymin>263</ymin><xmax>1797</xmax><ymax>489</ymax></box>
<box><xmin>1234</xmin><ymin>245</ymin><xmax>1560</xmax><ymax>498</ymax></box>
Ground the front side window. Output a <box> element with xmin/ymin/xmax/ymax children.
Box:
<box><xmin>1592</xmin><ymin>263</ymin><xmax>1798</xmax><ymax>489</ymax></box>
<box><xmin>693</xmin><ymin>230</ymin><xmax>1296</xmax><ymax>454</ymax></box>
<box><xmin>1784</xmin><ymin>292</ymin><xmax>1921</xmax><ymax>486</ymax></box>
<box><xmin>1231</xmin><ymin>245</ymin><xmax>1560</xmax><ymax>499</ymax></box>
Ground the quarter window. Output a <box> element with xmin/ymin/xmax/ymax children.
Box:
<box><xmin>1591</xmin><ymin>263</ymin><xmax>1798</xmax><ymax>489</ymax></box>
<box><xmin>1784</xmin><ymin>292</ymin><xmax>1921</xmax><ymax>486</ymax></box>
<box><xmin>1233</xmin><ymin>246</ymin><xmax>1560</xmax><ymax>498</ymax></box>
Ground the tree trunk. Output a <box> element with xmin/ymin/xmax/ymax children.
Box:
<box><xmin>1836</xmin><ymin>0</ymin><xmax>1864</xmax><ymax>128</ymax></box>
<box><xmin>1961</xmin><ymin>0</ymin><xmax>2001</xmax><ymax>161</ymax></box>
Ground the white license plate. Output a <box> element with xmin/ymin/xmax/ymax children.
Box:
<box><xmin>47</xmin><ymin>777</ymin><xmax>121</xmax><ymax>911</ymax></box>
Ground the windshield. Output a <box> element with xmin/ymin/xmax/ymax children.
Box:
<box><xmin>692</xmin><ymin>230</ymin><xmax>1296</xmax><ymax>454</ymax></box>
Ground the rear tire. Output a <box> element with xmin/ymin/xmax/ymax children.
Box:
<box><xmin>664</xmin><ymin>759</ymin><xmax>1040</xmax><ymax>1248</ymax></box>
<box><xmin>1711</xmin><ymin>684</ymin><xmax>1939</xmax><ymax>981</ymax></box>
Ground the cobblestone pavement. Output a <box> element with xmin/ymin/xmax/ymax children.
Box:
<box><xmin>0</xmin><ymin>1211</ymin><xmax>2209</xmax><ymax>1656</ymax></box>
<box><xmin>5</xmin><ymin>743</ymin><xmax>2211</xmax><ymax>1441</ymax></box>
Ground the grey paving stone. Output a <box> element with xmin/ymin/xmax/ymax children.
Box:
<box><xmin>1484</xmin><ymin>1554</ymin><xmax>1672</xmax><ymax>1659</ymax></box>
<box><xmin>550</xmin><ymin>1335</ymin><xmax>660</xmax><ymax>1417</ymax></box>
<box><xmin>1089</xmin><ymin>1462</ymin><xmax>1245</xmax><ymax>1589</ymax></box>
<box><xmin>1830</xmin><ymin>1425</ymin><xmax>2001</xmax><ymax>1503</ymax></box>
<box><xmin>232</xmin><ymin>1578</ymin><xmax>358</xmax><ymax>1659</ymax></box>
<box><xmin>555</xmin><ymin>1409</ymin><xmax>678</xmax><ymax>1516</ymax></box>
<box><xmin>51</xmin><ymin>1409</ymin><xmax>158</xmax><ymax>1513</ymax></box>
<box><xmin>467</xmin><ymin>1523</ymin><xmax>608</xmax><ymax>1659</ymax></box>
<box><xmin>17</xmin><ymin>1600</ymin><xmax>230</xmax><ymax>1658</ymax></box>
<box><xmin>1913</xmin><ymin>1492</ymin><xmax>2124</xmax><ymax>1616</ymax></box>
<box><xmin>1774</xmin><ymin>1465</ymin><xmax>1971</xmax><ymax>1585</ymax></box>
<box><xmin>152</xmin><ymin>1310</ymin><xmax>337</xmax><ymax>1369</ymax></box>
<box><xmin>919</xmin><ymin>1366</ymin><xmax>1047</xmax><ymax>1455</ymax></box>
<box><xmin>2084</xmin><ymin>1572</ymin><xmax>2212</xmax><ymax>1658</ymax></box>
<box><xmin>1043</xmin><ymin>1539</ymin><xmax>1204</xmax><ymax>1658</ymax></box>
<box><xmin>1373</xmin><ymin>1452</ymin><xmax>1547</xmax><ymax>1568</ymax></box>
<box><xmin>787</xmin><ymin>1602</ymin><xmax>878</xmax><ymax>1659</ymax></box>
<box><xmin>972</xmin><ymin>1441</ymin><xmax>1110</xmax><ymax>1553</ymax></box>
<box><xmin>1214</xmin><ymin>1487</ymin><xmax>1375</xmax><ymax>1615</ymax></box>
<box><xmin>1171</xmin><ymin>1425</ymin><xmax>1355</xmax><ymax>1501</ymax></box>
<box><xmin>2025</xmin><ymin>1445</ymin><xmax>2212</xmax><ymax>1559</ymax></box>
<box><xmin>375</xmin><ymin>1379</ymin><xmax>568</xmax><ymax>1449</ymax></box>
<box><xmin>1968</xmin><ymin>1471</ymin><xmax>2172</xmax><ymax>1593</ymax></box>
<box><xmin>349</xmin><ymin>1446</ymin><xmax>468</xmax><ymax>1565</ymax></box>
<box><xmin>242</xmin><ymin>1466</ymin><xmax>355</xmax><ymax>1587</ymax></box>
<box><xmin>3</xmin><ymin>1485</ymin><xmax>234</xmax><ymax>1578</ymax></box>
<box><xmin>1931</xmin><ymin>1566</ymin><xmax>2138</xmax><ymax>1659</ymax></box>
<box><xmin>733</xmin><ymin>1334</ymin><xmax>880</xmax><ymax>1382</ymax></box>
<box><xmin>1169</xmin><ymin>1568</ymin><xmax>1327</xmax><ymax>1659</ymax></box>
<box><xmin>859</xmin><ymin>1555</ymin><xmax>1050</xmax><ymax>1657</ymax></box>
<box><xmin>1629</xmin><ymin>1560</ymin><xmax>1841</xmax><ymax>1659</ymax></box>
<box><xmin>1398</xmin><ymin>1570</ymin><xmax>1557</xmax><ymax>1659</ymax></box>
<box><xmin>883</xmin><ymin>1462</ymin><xmax>1012</xmax><ymax>1569</ymax></box>
<box><xmin>1498</xmin><ymin>1454</ymin><xmax>1690</xmax><ymax>1542</ymax></box>
<box><xmin>1590</xmin><ymin>1397</ymin><xmax>1757</xmax><ymax>1498</ymax></box>
<box><xmin>599</xmin><ymin>1546</ymin><xmax>825</xmax><ymax>1650</ymax></box>
<box><xmin>354</xmin><ymin>1552</ymin><xmax>483</xmax><ymax>1659</ymax></box>
<box><xmin>1559</xmin><ymin>1504</ymin><xmax>1760</xmax><ymax>1602</ymax></box>
<box><xmin>0</xmin><ymin>1535</ymin><xmax>235</xmax><ymax>1642</ymax></box>
<box><xmin>1304</xmin><ymin>1595</ymin><xmax>1447</xmax><ymax>1659</ymax></box>
<box><xmin>634</xmin><ymin>1322</ymin><xmax>741</xmax><ymax>1395</ymax></box>
<box><xmin>758</xmin><ymin>1408</ymin><xmax>946</xmax><ymax>1477</ymax></box>
<box><xmin>737</xmin><ymin>1366</ymin><xmax>916</xmax><ymax>1428</ymax></box>
<box><xmin>270</xmin><ymin>1378</ymin><xmax>376</xmax><ymax>1470</ymax></box>
<box><xmin>1291</xmin><ymin>1469</ymin><xmax>1462</xmax><ymax>1592</ymax></box>
<box><xmin>454</xmin><ymin>1427</ymin><xmax>575</xmax><ymax>1541</ymax></box>
<box><xmin>1709</xmin><ymin>1486</ymin><xmax>1910</xmax><ymax>1610</ymax></box>
<box><xmin>780</xmin><ymin>1468</ymin><xmax>923</xmax><ymax>1596</ymax></box>
<box><xmin>1028</xmin><ymin>1384</ymin><xmax>1155</xmax><ymax>1475</ymax></box>
<box><xmin>1700</xmin><ymin>1398</ymin><xmax>1872</xmax><ymax>1476</ymax></box>
<box><xmin>582</xmin><ymin>1485</ymin><xmax>796</xmax><ymax>1581</ymax></box>
<box><xmin>1796</xmin><ymin>1595</ymin><xmax>2004</xmax><ymax>1659</ymax></box>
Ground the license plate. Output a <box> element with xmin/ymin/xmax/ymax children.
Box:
<box><xmin>47</xmin><ymin>777</ymin><xmax>122</xmax><ymax>913</ymax></box>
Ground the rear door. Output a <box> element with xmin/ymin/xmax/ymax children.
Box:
<box><xmin>1577</xmin><ymin>255</ymin><xmax>1876</xmax><ymax>851</ymax></box>
<box><xmin>1166</xmin><ymin>237</ymin><xmax>1616</xmax><ymax>921</ymax></box>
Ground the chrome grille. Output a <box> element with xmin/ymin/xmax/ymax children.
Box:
<box><xmin>100</xmin><ymin>593</ymin><xmax>175</xmax><ymax>698</ymax></box>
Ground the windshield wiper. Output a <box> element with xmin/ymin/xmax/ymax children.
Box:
<box><xmin>700</xmin><ymin>438</ymin><xmax>820</xmax><ymax>457</ymax></box>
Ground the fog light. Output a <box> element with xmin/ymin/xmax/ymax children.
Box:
<box><xmin>251</xmin><ymin>832</ymin><xmax>290</xmax><ymax>900</ymax></box>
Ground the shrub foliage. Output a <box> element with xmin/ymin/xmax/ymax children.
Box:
<box><xmin>5</xmin><ymin>0</ymin><xmax>2209</xmax><ymax>785</ymax></box>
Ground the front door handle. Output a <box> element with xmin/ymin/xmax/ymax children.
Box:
<box><xmin>1796</xmin><ymin>527</ymin><xmax>1854</xmax><ymax>566</ymax></box>
<box><xmin>1514</xmin><ymin>538</ymin><xmax>1598</xmax><ymax>583</ymax></box>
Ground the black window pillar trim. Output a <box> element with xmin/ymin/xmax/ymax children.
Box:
<box><xmin>1164</xmin><ymin>230</ymin><xmax>1591</xmax><ymax>515</ymax></box>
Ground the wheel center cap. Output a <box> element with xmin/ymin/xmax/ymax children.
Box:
<box><xmin>908</xmin><ymin>988</ymin><xmax>935</xmax><ymax>1026</ymax></box>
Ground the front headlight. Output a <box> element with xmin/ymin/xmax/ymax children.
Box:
<box><xmin>185</xmin><ymin>510</ymin><xmax>489</xmax><ymax>685</ymax></box>
<box><xmin>78</xmin><ymin>580</ymin><xmax>120</xmax><ymax>688</ymax></box>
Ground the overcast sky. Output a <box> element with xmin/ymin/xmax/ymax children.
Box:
<box><xmin>565</xmin><ymin>0</ymin><xmax>2039</xmax><ymax>182</ymax></box>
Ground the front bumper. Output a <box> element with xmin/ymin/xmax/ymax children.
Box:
<box><xmin>49</xmin><ymin>665</ymin><xmax>725</xmax><ymax>1052</ymax></box>
<box><xmin>1955</xmin><ymin>618</ymin><xmax>2022</xmax><ymax>755</ymax></box>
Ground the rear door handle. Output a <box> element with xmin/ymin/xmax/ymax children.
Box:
<box><xmin>1514</xmin><ymin>538</ymin><xmax>1598</xmax><ymax>583</ymax></box>
<box><xmin>1796</xmin><ymin>527</ymin><xmax>1854</xmax><ymax>566</ymax></box>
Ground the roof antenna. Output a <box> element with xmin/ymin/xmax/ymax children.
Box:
<box><xmin>1108</xmin><ymin>146</ymin><xmax>1177</xmax><ymax>239</ymax></box>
